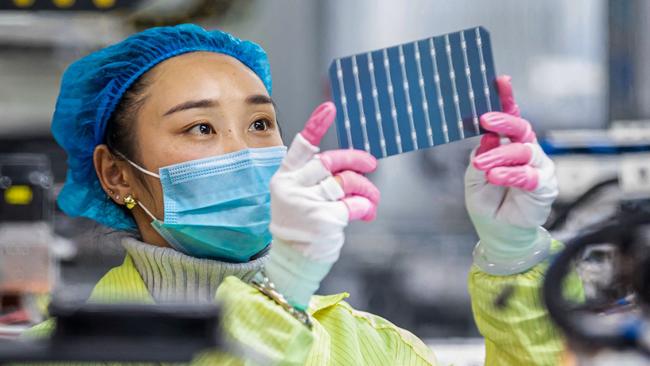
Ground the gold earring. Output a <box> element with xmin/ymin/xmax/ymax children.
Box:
<box><xmin>124</xmin><ymin>194</ymin><xmax>137</xmax><ymax>210</ymax></box>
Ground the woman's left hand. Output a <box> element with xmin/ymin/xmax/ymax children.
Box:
<box><xmin>464</xmin><ymin>75</ymin><xmax>558</xmax><ymax>276</ymax></box>
<box><xmin>266</xmin><ymin>102</ymin><xmax>380</xmax><ymax>310</ymax></box>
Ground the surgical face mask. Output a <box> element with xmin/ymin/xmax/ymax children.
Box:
<box><xmin>122</xmin><ymin>146</ymin><xmax>286</xmax><ymax>263</ymax></box>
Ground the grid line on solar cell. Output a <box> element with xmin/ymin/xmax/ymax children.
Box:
<box><xmin>329</xmin><ymin>26</ymin><xmax>500</xmax><ymax>159</ymax></box>
<box><xmin>351</xmin><ymin>55</ymin><xmax>371</xmax><ymax>152</ymax></box>
<box><xmin>444</xmin><ymin>34</ymin><xmax>464</xmax><ymax>140</ymax></box>
<box><xmin>428</xmin><ymin>37</ymin><xmax>449</xmax><ymax>143</ymax></box>
<box><xmin>382</xmin><ymin>48</ymin><xmax>403</xmax><ymax>154</ymax></box>
<box><xmin>367</xmin><ymin>53</ymin><xmax>388</xmax><ymax>157</ymax></box>
<box><xmin>475</xmin><ymin>28</ymin><xmax>493</xmax><ymax>112</ymax></box>
<box><xmin>398</xmin><ymin>45</ymin><xmax>418</xmax><ymax>150</ymax></box>
<box><xmin>334</xmin><ymin>58</ymin><xmax>353</xmax><ymax>149</ymax></box>
<box><xmin>460</xmin><ymin>31</ymin><xmax>480</xmax><ymax>135</ymax></box>
<box><xmin>413</xmin><ymin>42</ymin><xmax>434</xmax><ymax>147</ymax></box>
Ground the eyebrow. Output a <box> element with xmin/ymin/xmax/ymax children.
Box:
<box><xmin>163</xmin><ymin>99</ymin><xmax>218</xmax><ymax>116</ymax></box>
<box><xmin>163</xmin><ymin>94</ymin><xmax>275</xmax><ymax>117</ymax></box>
<box><xmin>246</xmin><ymin>94</ymin><xmax>275</xmax><ymax>106</ymax></box>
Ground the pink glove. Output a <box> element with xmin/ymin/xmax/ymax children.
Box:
<box><xmin>465</xmin><ymin>76</ymin><xmax>558</xmax><ymax>275</ymax></box>
<box><xmin>267</xmin><ymin>102</ymin><xmax>380</xmax><ymax>309</ymax></box>
<box><xmin>473</xmin><ymin>75</ymin><xmax>539</xmax><ymax>191</ymax></box>
<box><xmin>274</xmin><ymin>101</ymin><xmax>380</xmax><ymax>224</ymax></box>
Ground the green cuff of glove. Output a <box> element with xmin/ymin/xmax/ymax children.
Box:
<box><xmin>471</xmin><ymin>215</ymin><xmax>552</xmax><ymax>276</ymax></box>
<box><xmin>265</xmin><ymin>242</ymin><xmax>333</xmax><ymax>311</ymax></box>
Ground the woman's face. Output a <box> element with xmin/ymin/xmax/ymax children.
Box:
<box><xmin>96</xmin><ymin>52</ymin><xmax>282</xmax><ymax>247</ymax></box>
<box><xmin>136</xmin><ymin>51</ymin><xmax>281</xmax><ymax>169</ymax></box>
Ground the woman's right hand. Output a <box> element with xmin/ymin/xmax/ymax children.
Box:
<box><xmin>266</xmin><ymin>102</ymin><xmax>380</xmax><ymax>310</ymax></box>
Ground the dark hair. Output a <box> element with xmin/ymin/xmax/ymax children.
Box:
<box><xmin>103</xmin><ymin>73</ymin><xmax>154</xmax><ymax>221</ymax></box>
<box><xmin>105</xmin><ymin>75</ymin><xmax>151</xmax><ymax>163</ymax></box>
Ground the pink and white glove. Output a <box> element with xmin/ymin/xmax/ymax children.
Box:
<box><xmin>465</xmin><ymin>76</ymin><xmax>558</xmax><ymax>275</ymax></box>
<box><xmin>266</xmin><ymin>102</ymin><xmax>380</xmax><ymax>309</ymax></box>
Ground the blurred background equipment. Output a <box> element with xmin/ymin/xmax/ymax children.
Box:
<box><xmin>543</xmin><ymin>200</ymin><xmax>650</xmax><ymax>365</ymax></box>
<box><xmin>0</xmin><ymin>301</ymin><xmax>223</xmax><ymax>363</ymax></box>
<box><xmin>0</xmin><ymin>1</ymin><xmax>650</xmax><ymax>364</ymax></box>
<box><xmin>541</xmin><ymin>116</ymin><xmax>650</xmax><ymax>365</ymax></box>
<box><xmin>131</xmin><ymin>0</ymin><xmax>252</xmax><ymax>29</ymax></box>
<box><xmin>0</xmin><ymin>0</ymin><xmax>138</xmax><ymax>11</ymax></box>
<box><xmin>0</xmin><ymin>153</ymin><xmax>58</xmax><ymax>338</ymax></box>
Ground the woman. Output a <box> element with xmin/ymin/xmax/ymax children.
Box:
<box><xmin>27</xmin><ymin>24</ymin><xmax>582</xmax><ymax>365</ymax></box>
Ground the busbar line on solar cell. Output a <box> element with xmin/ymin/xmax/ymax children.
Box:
<box><xmin>475</xmin><ymin>28</ymin><xmax>493</xmax><ymax>112</ymax></box>
<box><xmin>367</xmin><ymin>53</ymin><xmax>388</xmax><ymax>157</ymax></box>
<box><xmin>460</xmin><ymin>31</ymin><xmax>480</xmax><ymax>134</ymax></box>
<box><xmin>398</xmin><ymin>45</ymin><xmax>418</xmax><ymax>150</ymax></box>
<box><xmin>351</xmin><ymin>55</ymin><xmax>370</xmax><ymax>152</ymax></box>
<box><xmin>445</xmin><ymin>34</ymin><xmax>464</xmax><ymax>140</ymax></box>
<box><xmin>382</xmin><ymin>48</ymin><xmax>403</xmax><ymax>154</ymax></box>
<box><xmin>428</xmin><ymin>37</ymin><xmax>450</xmax><ymax>143</ymax></box>
<box><xmin>335</xmin><ymin>59</ymin><xmax>353</xmax><ymax>148</ymax></box>
<box><xmin>414</xmin><ymin>42</ymin><xmax>434</xmax><ymax>147</ymax></box>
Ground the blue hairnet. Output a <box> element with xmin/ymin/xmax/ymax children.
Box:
<box><xmin>52</xmin><ymin>24</ymin><xmax>272</xmax><ymax>230</ymax></box>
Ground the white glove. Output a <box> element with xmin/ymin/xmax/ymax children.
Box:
<box><xmin>465</xmin><ymin>76</ymin><xmax>558</xmax><ymax>275</ymax></box>
<box><xmin>266</xmin><ymin>102</ymin><xmax>380</xmax><ymax>309</ymax></box>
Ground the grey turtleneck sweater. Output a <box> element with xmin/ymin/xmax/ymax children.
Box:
<box><xmin>122</xmin><ymin>237</ymin><xmax>268</xmax><ymax>304</ymax></box>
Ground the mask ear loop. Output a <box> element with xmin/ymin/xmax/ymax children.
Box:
<box><xmin>124</xmin><ymin>194</ymin><xmax>159</xmax><ymax>222</ymax></box>
<box><xmin>113</xmin><ymin>151</ymin><xmax>161</xmax><ymax>179</ymax></box>
<box><xmin>114</xmin><ymin>151</ymin><xmax>161</xmax><ymax>222</ymax></box>
<box><xmin>137</xmin><ymin>199</ymin><xmax>159</xmax><ymax>222</ymax></box>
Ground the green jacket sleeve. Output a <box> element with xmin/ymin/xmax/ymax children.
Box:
<box><xmin>193</xmin><ymin>276</ymin><xmax>438</xmax><ymax>365</ymax></box>
<box><xmin>468</xmin><ymin>240</ymin><xmax>584</xmax><ymax>366</ymax></box>
<box><xmin>310</xmin><ymin>299</ymin><xmax>438</xmax><ymax>365</ymax></box>
<box><xmin>207</xmin><ymin>276</ymin><xmax>315</xmax><ymax>366</ymax></box>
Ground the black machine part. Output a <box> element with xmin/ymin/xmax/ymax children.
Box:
<box><xmin>543</xmin><ymin>202</ymin><xmax>650</xmax><ymax>356</ymax></box>
<box><xmin>637</xmin><ymin>255</ymin><xmax>650</xmax><ymax>307</ymax></box>
<box><xmin>546</xmin><ymin>177</ymin><xmax>620</xmax><ymax>232</ymax></box>
<box><xmin>0</xmin><ymin>301</ymin><xmax>221</xmax><ymax>363</ymax></box>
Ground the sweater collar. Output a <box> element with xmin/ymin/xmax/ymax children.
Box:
<box><xmin>122</xmin><ymin>237</ymin><xmax>268</xmax><ymax>303</ymax></box>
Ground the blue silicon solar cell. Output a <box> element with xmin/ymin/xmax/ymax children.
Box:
<box><xmin>329</xmin><ymin>27</ymin><xmax>501</xmax><ymax>158</ymax></box>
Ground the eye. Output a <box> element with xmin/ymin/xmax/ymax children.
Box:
<box><xmin>187</xmin><ymin>123</ymin><xmax>215</xmax><ymax>136</ymax></box>
<box><xmin>249</xmin><ymin>119</ymin><xmax>271</xmax><ymax>132</ymax></box>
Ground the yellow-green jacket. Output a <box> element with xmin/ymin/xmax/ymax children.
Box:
<box><xmin>24</xmin><ymin>241</ymin><xmax>582</xmax><ymax>365</ymax></box>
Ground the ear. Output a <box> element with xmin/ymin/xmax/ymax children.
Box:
<box><xmin>93</xmin><ymin>144</ymin><xmax>132</xmax><ymax>206</ymax></box>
